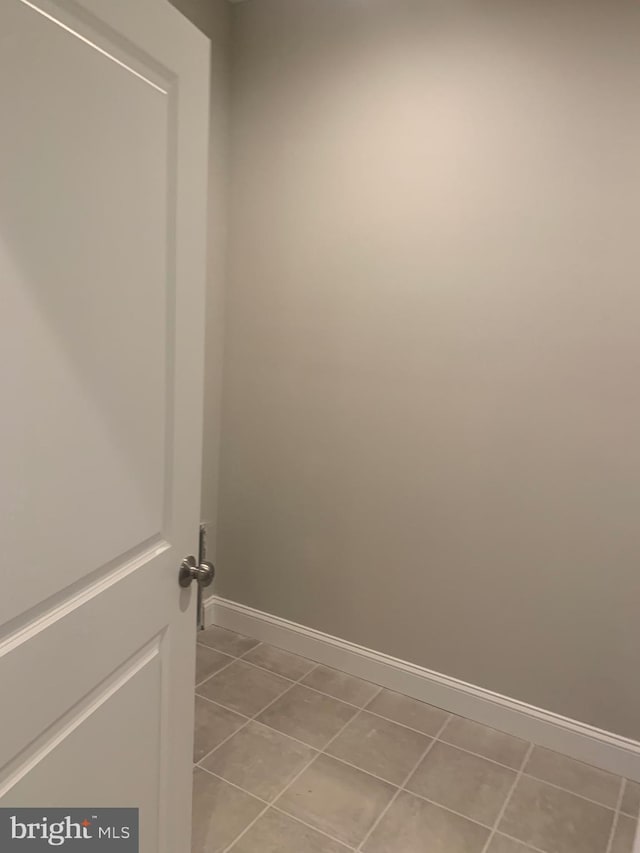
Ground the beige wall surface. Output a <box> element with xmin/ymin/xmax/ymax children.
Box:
<box><xmin>170</xmin><ymin>0</ymin><xmax>230</xmax><ymax>544</ymax></box>
<box><xmin>218</xmin><ymin>0</ymin><xmax>640</xmax><ymax>738</ymax></box>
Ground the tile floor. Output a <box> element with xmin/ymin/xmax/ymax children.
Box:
<box><xmin>192</xmin><ymin>625</ymin><xmax>640</xmax><ymax>853</ymax></box>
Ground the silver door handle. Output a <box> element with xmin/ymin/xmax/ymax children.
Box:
<box><xmin>178</xmin><ymin>555</ymin><xmax>215</xmax><ymax>588</ymax></box>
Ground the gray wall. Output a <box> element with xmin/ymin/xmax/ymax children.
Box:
<box><xmin>169</xmin><ymin>0</ymin><xmax>230</xmax><ymax>544</ymax></box>
<box><xmin>218</xmin><ymin>0</ymin><xmax>640</xmax><ymax>739</ymax></box>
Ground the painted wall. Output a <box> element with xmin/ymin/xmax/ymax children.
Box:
<box><xmin>218</xmin><ymin>0</ymin><xmax>640</xmax><ymax>739</ymax></box>
<box><xmin>169</xmin><ymin>0</ymin><xmax>230</xmax><ymax>544</ymax></box>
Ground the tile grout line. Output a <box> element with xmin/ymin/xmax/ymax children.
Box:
<box><xmin>265</xmin><ymin>701</ymin><xmax>631</xmax><ymax>821</ymax></box>
<box><xmin>273</xmin><ymin>744</ymin><xmax>625</xmax><ymax>845</ymax></box>
<box><xmin>212</xmin><ymin>730</ymin><xmax>309</xmax><ymax>850</ymax></box>
<box><xmin>271</xmin><ymin>805</ymin><xmax>359</xmax><ymax>851</ymax></box>
<box><xmin>200</xmin><ymin>645</ymin><xmax>468</xmax><ymax>743</ymax></box>
<box><xmin>198</xmin><ymin>731</ymin><xmax>516</xmax><ymax>846</ymax></box>
<box><xmin>434</xmin><ymin>739</ymin><xmax>530</xmax><ymax>774</ymax></box>
<box><xmin>195</xmin><ymin>655</ymin><xmax>239</xmax><ymax>689</ymax></box>
<box><xmin>322</xmin><ymin>747</ymin><xmax>426</xmax><ymax>796</ymax></box>
<box><xmin>199</xmin><ymin>635</ymin><xmax>633</xmax><ymax>850</ymax></box>
<box><xmin>199</xmin><ymin>638</ymin><xmax>261</xmax><ymax>660</ymax></box>
<box><xmin>196</xmin><ymin>663</ymin><xmax>385</xmax><ymax>736</ymax></box>
<box><xmin>200</xmin><ymin>711</ymin><xmax>506</xmax><ymax>835</ymax></box>
<box><xmin>202</xmin><ymin>727</ymin><xmax>319</xmax><ymax>774</ymax></box>
<box><xmin>197</xmin><ymin>760</ymin><xmax>356</xmax><ymax>851</ymax></box>
<box><xmin>273</xmin><ymin>704</ymin><xmax>366</xmax><ymax>804</ymax></box>
<box><xmin>195</xmin><ymin>657</ymin><xmax>319</xmax><ymax>769</ymax></box>
<box><xmin>199</xmin><ymin>692</ymin><xmax>483</xmax><ymax>815</ymax></box>
<box><xmin>201</xmin><ymin>651</ymin><xmax>581</xmax><ymax>796</ymax></box>
<box><xmin>517</xmin><ymin>772</ymin><xmax>623</xmax><ymax>813</ymax></box>
<box><xmin>299</xmin><ymin>681</ymin><xmax>446</xmax><ymax>728</ymax></box>
<box><xmin>223</xmin><ymin>704</ymin><xmax>366</xmax><ymax>851</ymax></box>
<box><xmin>195</xmin><ymin>635</ymin><xmax>370</xmax><ymax>853</ymax></box>
<box><xmin>199</xmin><ymin>712</ymin><xmax>319</xmax><ymax>762</ymax></box>
<box><xmin>198</xmin><ymin>765</ymin><xmax>269</xmax><ymax>805</ymax></box>
<box><xmin>431</xmin><ymin>732</ymin><xmax>627</xmax><ymax>809</ymax></box>
<box><xmin>201</xmin><ymin>742</ymin><xmax>614</xmax><ymax>853</ymax></box>
<box><xmin>605</xmin><ymin>777</ymin><xmax>626</xmax><ymax>853</ymax></box>
<box><xmin>201</xmin><ymin>651</ymin><xmax>632</xmax><ymax>810</ymax></box>
<box><xmin>199</xmin><ymin>664</ymin><xmax>448</xmax><ymax>737</ymax></box>
<box><xmin>195</xmin><ymin>639</ymin><xmax>266</xmax><ymax>688</ymax></box>
<box><xmin>196</xmin><ymin>655</ymin><xmax>322</xmax><ymax>705</ymax></box>
<box><xmin>365</xmin><ymin>685</ymin><xmax>385</xmax><ymax>705</ymax></box>
<box><xmin>197</xmin><ymin>765</ymin><xmax>359</xmax><ymax>851</ymax></box>
<box><xmin>199</xmin><ymin>636</ymin><xmax>640</xmax><ymax>797</ymax></box>
<box><xmin>480</xmin><ymin>741</ymin><xmax>535</xmax><ymax>853</ymax></box>
<box><xmin>200</xmin><ymin>640</ymin><xmax>386</xmax><ymax>710</ymax></box>
<box><xmin>241</xmin><ymin>691</ymin><xmax>384</xmax><ymax>761</ymax></box>
<box><xmin>198</xmin><ymin>665</ymin><xmax>637</xmax><ymax>811</ymax></box>
<box><xmin>239</xmin><ymin>658</ymin><xmax>381</xmax><ymax>709</ymax></box>
<box><xmin>399</xmin><ymin>788</ymin><xmax>495</xmax><ymax>831</ymax></box>
<box><xmin>355</xmin><ymin>713</ymin><xmax>453</xmax><ymax>851</ymax></box>
<box><xmin>194</xmin><ymin>692</ymin><xmax>250</xmax><ymax>718</ymax></box>
<box><xmin>195</xmin><ymin>666</ymin><xmax>384</xmax><ymax>768</ymax></box>
<box><xmin>493</xmin><ymin>832</ymin><xmax>548</xmax><ymax>853</ymax></box>
<box><xmin>196</xmin><ymin>642</ymin><xmax>234</xmax><ymax>655</ymax></box>
<box><xmin>617</xmin><ymin>801</ymin><xmax>640</xmax><ymax>821</ymax></box>
<box><xmin>198</xmin><ymin>650</ymin><xmax>339</xmax><ymax>694</ymax></box>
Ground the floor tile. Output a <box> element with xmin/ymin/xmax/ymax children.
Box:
<box><xmin>277</xmin><ymin>753</ymin><xmax>395</xmax><ymax>847</ymax></box>
<box><xmin>486</xmin><ymin>835</ymin><xmax>537</xmax><ymax>853</ymax></box>
<box><xmin>327</xmin><ymin>710</ymin><xmax>430</xmax><ymax>785</ymax></box>
<box><xmin>366</xmin><ymin>689</ymin><xmax>448</xmax><ymax>736</ymax></box>
<box><xmin>441</xmin><ymin>717</ymin><xmax>529</xmax><ymax>770</ymax></box>
<box><xmin>191</xmin><ymin>768</ymin><xmax>263</xmax><ymax>853</ymax></box>
<box><xmin>199</xmin><ymin>625</ymin><xmax>260</xmax><ymax>657</ymax></box>
<box><xmin>406</xmin><ymin>741</ymin><xmax>516</xmax><ymax>826</ymax></box>
<box><xmin>622</xmin><ymin>780</ymin><xmax>640</xmax><ymax>817</ymax></box>
<box><xmin>301</xmin><ymin>665</ymin><xmax>380</xmax><ymax>707</ymax></box>
<box><xmin>242</xmin><ymin>644</ymin><xmax>315</xmax><ymax>680</ymax></box>
<box><xmin>196</xmin><ymin>645</ymin><xmax>234</xmax><ymax>685</ymax></box>
<box><xmin>611</xmin><ymin>814</ymin><xmax>638</xmax><ymax>853</ymax></box>
<box><xmin>524</xmin><ymin>745</ymin><xmax>621</xmax><ymax>807</ymax></box>
<box><xmin>194</xmin><ymin>696</ymin><xmax>247</xmax><ymax>762</ymax></box>
<box><xmin>229</xmin><ymin>807</ymin><xmax>351</xmax><ymax>853</ymax></box>
<box><xmin>256</xmin><ymin>684</ymin><xmax>357</xmax><ymax>749</ymax></box>
<box><xmin>362</xmin><ymin>789</ymin><xmax>489</xmax><ymax>853</ymax></box>
<box><xmin>201</xmin><ymin>721</ymin><xmax>316</xmax><ymax>801</ymax></box>
<box><xmin>198</xmin><ymin>660</ymin><xmax>291</xmax><ymax>717</ymax></box>
<box><xmin>192</xmin><ymin>628</ymin><xmax>629</xmax><ymax>853</ymax></box>
<box><xmin>499</xmin><ymin>775</ymin><xmax>614</xmax><ymax>853</ymax></box>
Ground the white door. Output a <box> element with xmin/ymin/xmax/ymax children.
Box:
<box><xmin>0</xmin><ymin>0</ymin><xmax>209</xmax><ymax>850</ymax></box>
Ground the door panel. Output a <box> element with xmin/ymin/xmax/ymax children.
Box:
<box><xmin>5</xmin><ymin>648</ymin><xmax>162</xmax><ymax>847</ymax></box>
<box><xmin>1</xmin><ymin>0</ymin><xmax>170</xmax><ymax>624</ymax></box>
<box><xmin>0</xmin><ymin>1</ymin><xmax>209</xmax><ymax>850</ymax></box>
<box><xmin>0</xmin><ymin>556</ymin><xmax>167</xmax><ymax>776</ymax></box>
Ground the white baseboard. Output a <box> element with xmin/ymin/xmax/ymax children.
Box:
<box><xmin>204</xmin><ymin>594</ymin><xmax>640</xmax><ymax>783</ymax></box>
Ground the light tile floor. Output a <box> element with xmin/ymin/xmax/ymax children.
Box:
<box><xmin>192</xmin><ymin>625</ymin><xmax>640</xmax><ymax>853</ymax></box>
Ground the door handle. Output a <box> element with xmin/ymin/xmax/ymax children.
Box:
<box><xmin>178</xmin><ymin>555</ymin><xmax>215</xmax><ymax>588</ymax></box>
